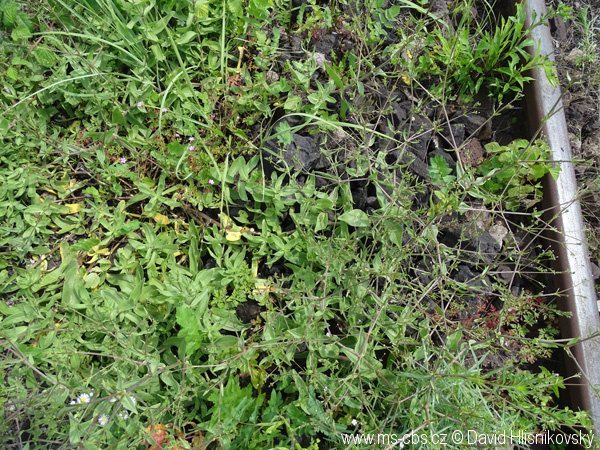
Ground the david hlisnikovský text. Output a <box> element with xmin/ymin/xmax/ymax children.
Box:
<box><xmin>466</xmin><ymin>430</ymin><xmax>595</xmax><ymax>448</ymax></box>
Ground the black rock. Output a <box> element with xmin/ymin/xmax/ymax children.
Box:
<box><xmin>402</xmin><ymin>113</ymin><xmax>434</xmax><ymax>161</ymax></box>
<box><xmin>455</xmin><ymin>264</ymin><xmax>478</xmax><ymax>283</ymax></box>
<box><xmin>314</xmin><ymin>34</ymin><xmax>338</xmax><ymax>55</ymax></box>
<box><xmin>236</xmin><ymin>301</ymin><xmax>262</xmax><ymax>323</ymax></box>
<box><xmin>264</xmin><ymin>133</ymin><xmax>326</xmax><ymax>172</ymax></box>
<box><xmin>471</xmin><ymin>232</ymin><xmax>502</xmax><ymax>264</ymax></box>
<box><xmin>454</xmin><ymin>113</ymin><xmax>491</xmax><ymax>140</ymax></box>
<box><xmin>439</xmin><ymin>122</ymin><xmax>466</xmax><ymax>148</ymax></box>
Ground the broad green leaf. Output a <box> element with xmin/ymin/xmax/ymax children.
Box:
<box><xmin>150</xmin><ymin>44</ymin><xmax>165</xmax><ymax>61</ymax></box>
<box><xmin>447</xmin><ymin>330</ymin><xmax>462</xmax><ymax>352</ymax></box>
<box><xmin>117</xmin><ymin>220</ymin><xmax>140</xmax><ymax>236</ymax></box>
<box><xmin>283</xmin><ymin>94</ymin><xmax>302</xmax><ymax>111</ymax></box>
<box><xmin>339</xmin><ymin>209</ymin><xmax>369</xmax><ymax>227</ymax></box>
<box><xmin>315</xmin><ymin>211</ymin><xmax>328</xmax><ymax>233</ymax></box>
<box><xmin>227</xmin><ymin>0</ymin><xmax>243</xmax><ymax>17</ymax></box>
<box><xmin>324</xmin><ymin>62</ymin><xmax>343</xmax><ymax>89</ymax></box>
<box><xmin>112</xmin><ymin>108</ymin><xmax>126</xmax><ymax>126</ymax></box>
<box><xmin>176</xmin><ymin>31</ymin><xmax>197</xmax><ymax>45</ymax></box>
<box><xmin>83</xmin><ymin>272</ymin><xmax>101</xmax><ymax>289</ymax></box>
<box><xmin>70</xmin><ymin>238</ymin><xmax>100</xmax><ymax>251</ymax></box>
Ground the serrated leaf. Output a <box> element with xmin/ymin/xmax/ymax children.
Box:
<box><xmin>6</xmin><ymin>66</ymin><xmax>18</xmax><ymax>80</ymax></box>
<box><xmin>196</xmin><ymin>1</ymin><xmax>209</xmax><ymax>18</ymax></box>
<box><xmin>339</xmin><ymin>209</ymin><xmax>369</xmax><ymax>227</ymax></box>
<box><xmin>428</xmin><ymin>154</ymin><xmax>453</xmax><ymax>185</ymax></box>
<box><xmin>227</xmin><ymin>0</ymin><xmax>243</xmax><ymax>17</ymax></box>
<box><xmin>11</xmin><ymin>25</ymin><xmax>32</xmax><ymax>41</ymax></box>
<box><xmin>167</xmin><ymin>141</ymin><xmax>184</xmax><ymax>156</ymax></box>
<box><xmin>275</xmin><ymin>121</ymin><xmax>293</xmax><ymax>145</ymax></box>
<box><xmin>4</xmin><ymin>2</ymin><xmax>17</xmax><ymax>25</ymax></box>
<box><xmin>33</xmin><ymin>48</ymin><xmax>57</xmax><ymax>67</ymax></box>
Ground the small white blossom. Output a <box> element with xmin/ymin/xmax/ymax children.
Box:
<box><xmin>351</xmin><ymin>418</ymin><xmax>358</xmax><ymax>426</ymax></box>
<box><xmin>110</xmin><ymin>397</ymin><xmax>117</xmax><ymax>403</ymax></box>
<box><xmin>69</xmin><ymin>400</ymin><xmax>76</xmax><ymax>405</ymax></box>
<box><xmin>129</xmin><ymin>395</ymin><xmax>136</xmax><ymax>405</ymax></box>
<box><xmin>76</xmin><ymin>393</ymin><xmax>91</xmax><ymax>404</ymax></box>
<box><xmin>98</xmin><ymin>414</ymin><xmax>109</xmax><ymax>426</ymax></box>
<box><xmin>326</xmin><ymin>331</ymin><xmax>332</xmax><ymax>337</ymax></box>
<box><xmin>118</xmin><ymin>411</ymin><xmax>129</xmax><ymax>420</ymax></box>
<box><xmin>324</xmin><ymin>386</ymin><xmax>328</xmax><ymax>393</ymax></box>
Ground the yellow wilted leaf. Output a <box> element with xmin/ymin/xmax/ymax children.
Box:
<box><xmin>153</xmin><ymin>213</ymin><xmax>170</xmax><ymax>225</ymax></box>
<box><xmin>406</xmin><ymin>49</ymin><xmax>412</xmax><ymax>59</ymax></box>
<box><xmin>196</xmin><ymin>1</ymin><xmax>209</xmax><ymax>18</ymax></box>
<box><xmin>225</xmin><ymin>230</ymin><xmax>242</xmax><ymax>241</ymax></box>
<box><xmin>402</xmin><ymin>74</ymin><xmax>411</xmax><ymax>85</ymax></box>
<box><xmin>174</xmin><ymin>220</ymin><xmax>188</xmax><ymax>234</ymax></box>
<box><xmin>253</xmin><ymin>279</ymin><xmax>276</xmax><ymax>294</ymax></box>
<box><xmin>63</xmin><ymin>203</ymin><xmax>83</xmax><ymax>214</ymax></box>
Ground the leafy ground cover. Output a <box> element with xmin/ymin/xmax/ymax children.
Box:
<box><xmin>0</xmin><ymin>0</ymin><xmax>596</xmax><ymax>448</ymax></box>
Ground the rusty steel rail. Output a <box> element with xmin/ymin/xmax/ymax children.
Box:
<box><xmin>521</xmin><ymin>0</ymin><xmax>600</xmax><ymax>436</ymax></box>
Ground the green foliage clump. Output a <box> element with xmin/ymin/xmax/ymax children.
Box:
<box><xmin>0</xmin><ymin>0</ymin><xmax>594</xmax><ymax>448</ymax></box>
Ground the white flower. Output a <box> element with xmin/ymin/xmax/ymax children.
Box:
<box><xmin>129</xmin><ymin>395</ymin><xmax>136</xmax><ymax>405</ymax></box>
<box><xmin>76</xmin><ymin>393</ymin><xmax>91</xmax><ymax>404</ymax></box>
<box><xmin>326</xmin><ymin>331</ymin><xmax>332</xmax><ymax>337</ymax></box>
<box><xmin>98</xmin><ymin>414</ymin><xmax>109</xmax><ymax>426</ymax></box>
<box><xmin>351</xmin><ymin>418</ymin><xmax>358</xmax><ymax>426</ymax></box>
<box><xmin>118</xmin><ymin>411</ymin><xmax>129</xmax><ymax>420</ymax></box>
<box><xmin>324</xmin><ymin>386</ymin><xmax>328</xmax><ymax>393</ymax></box>
<box><xmin>69</xmin><ymin>400</ymin><xmax>76</xmax><ymax>405</ymax></box>
<box><xmin>110</xmin><ymin>397</ymin><xmax>117</xmax><ymax>403</ymax></box>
